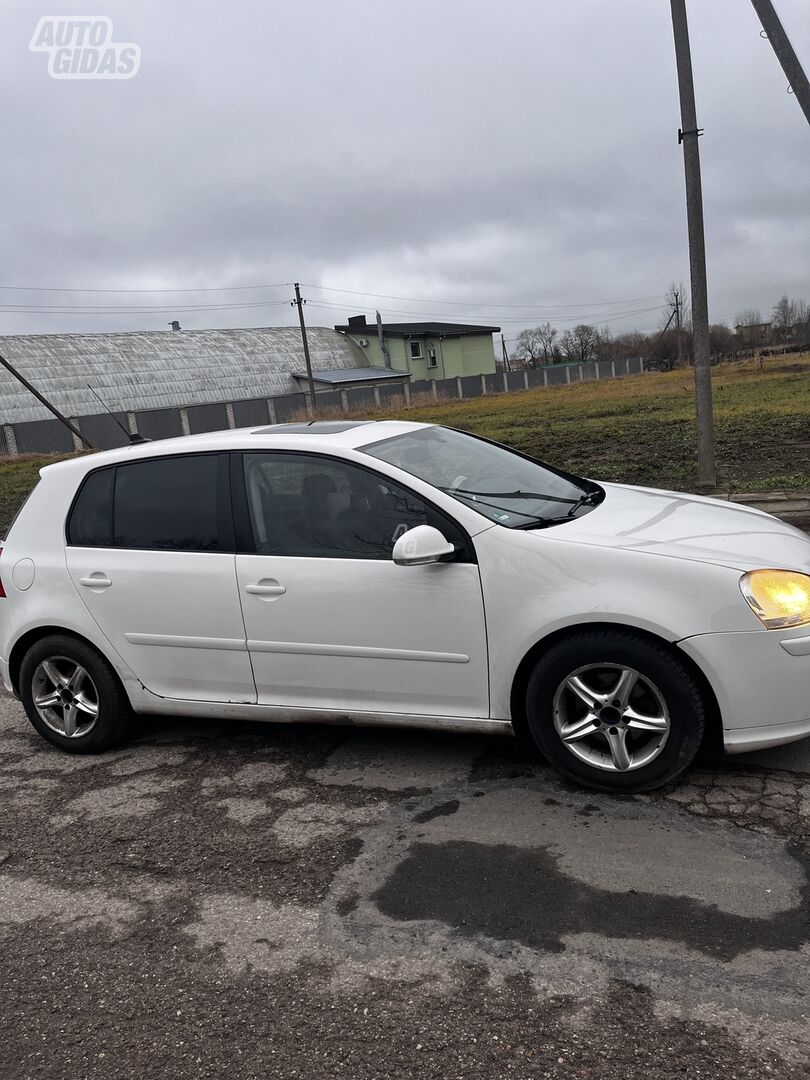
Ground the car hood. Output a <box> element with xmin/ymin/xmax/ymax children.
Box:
<box><xmin>543</xmin><ymin>481</ymin><xmax>810</xmax><ymax>572</ymax></box>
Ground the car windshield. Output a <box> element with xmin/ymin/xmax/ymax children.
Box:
<box><xmin>361</xmin><ymin>426</ymin><xmax>602</xmax><ymax>529</ymax></box>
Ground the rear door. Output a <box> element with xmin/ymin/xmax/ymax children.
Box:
<box><xmin>65</xmin><ymin>453</ymin><xmax>256</xmax><ymax>703</ymax></box>
<box><xmin>234</xmin><ymin>451</ymin><xmax>489</xmax><ymax>717</ymax></box>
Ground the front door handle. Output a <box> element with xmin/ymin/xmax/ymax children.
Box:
<box><xmin>245</xmin><ymin>580</ymin><xmax>286</xmax><ymax>597</ymax></box>
<box><xmin>79</xmin><ymin>574</ymin><xmax>112</xmax><ymax>589</ymax></box>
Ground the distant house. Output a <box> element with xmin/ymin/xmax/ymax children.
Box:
<box><xmin>735</xmin><ymin>322</ymin><xmax>773</xmax><ymax>347</ymax></box>
<box><xmin>335</xmin><ymin>315</ymin><xmax>500</xmax><ymax>381</ymax></box>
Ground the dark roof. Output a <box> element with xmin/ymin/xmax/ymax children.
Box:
<box><xmin>291</xmin><ymin>367</ymin><xmax>410</xmax><ymax>385</ymax></box>
<box><xmin>334</xmin><ymin>321</ymin><xmax>500</xmax><ymax>337</ymax></box>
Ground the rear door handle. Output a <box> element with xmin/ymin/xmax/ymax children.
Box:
<box><xmin>245</xmin><ymin>581</ymin><xmax>286</xmax><ymax>597</ymax></box>
<box><xmin>79</xmin><ymin>574</ymin><xmax>112</xmax><ymax>588</ymax></box>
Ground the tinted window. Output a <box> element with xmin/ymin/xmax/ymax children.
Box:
<box><xmin>114</xmin><ymin>455</ymin><xmax>221</xmax><ymax>551</ymax></box>
<box><xmin>67</xmin><ymin>468</ymin><xmax>113</xmax><ymax>546</ymax></box>
<box><xmin>242</xmin><ymin>453</ymin><xmax>467</xmax><ymax>560</ymax></box>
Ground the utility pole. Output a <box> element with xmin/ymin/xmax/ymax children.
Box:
<box><xmin>751</xmin><ymin>0</ymin><xmax>810</xmax><ymax>127</ymax></box>
<box><xmin>501</xmin><ymin>334</ymin><xmax>511</xmax><ymax>372</ymax></box>
<box><xmin>670</xmin><ymin>0</ymin><xmax>716</xmax><ymax>488</ymax></box>
<box><xmin>292</xmin><ymin>283</ymin><xmax>317</xmax><ymax>415</ymax></box>
<box><xmin>674</xmin><ymin>289</ymin><xmax>683</xmax><ymax>368</ymax></box>
<box><xmin>0</xmin><ymin>350</ymin><xmax>95</xmax><ymax>450</ymax></box>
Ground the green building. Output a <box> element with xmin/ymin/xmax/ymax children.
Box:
<box><xmin>334</xmin><ymin>315</ymin><xmax>500</xmax><ymax>381</ymax></box>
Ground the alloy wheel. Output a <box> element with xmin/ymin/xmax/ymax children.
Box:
<box><xmin>31</xmin><ymin>656</ymin><xmax>100</xmax><ymax>739</ymax></box>
<box><xmin>552</xmin><ymin>662</ymin><xmax>670</xmax><ymax>772</ymax></box>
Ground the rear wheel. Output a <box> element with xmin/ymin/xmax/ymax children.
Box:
<box><xmin>525</xmin><ymin>630</ymin><xmax>705</xmax><ymax>793</ymax></box>
<box><xmin>20</xmin><ymin>635</ymin><xmax>133</xmax><ymax>753</ymax></box>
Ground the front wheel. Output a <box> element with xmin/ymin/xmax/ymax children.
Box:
<box><xmin>525</xmin><ymin>630</ymin><xmax>705</xmax><ymax>793</ymax></box>
<box><xmin>19</xmin><ymin>635</ymin><xmax>133</xmax><ymax>754</ymax></box>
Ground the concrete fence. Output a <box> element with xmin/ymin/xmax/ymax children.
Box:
<box><xmin>0</xmin><ymin>356</ymin><xmax>644</xmax><ymax>456</ymax></box>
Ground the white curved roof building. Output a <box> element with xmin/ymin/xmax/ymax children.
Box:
<box><xmin>0</xmin><ymin>326</ymin><xmax>373</xmax><ymax>424</ymax></box>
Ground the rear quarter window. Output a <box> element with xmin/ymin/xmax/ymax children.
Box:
<box><xmin>67</xmin><ymin>468</ymin><xmax>114</xmax><ymax>546</ymax></box>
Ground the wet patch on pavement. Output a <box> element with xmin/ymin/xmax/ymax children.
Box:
<box><xmin>412</xmin><ymin>798</ymin><xmax>460</xmax><ymax>823</ymax></box>
<box><xmin>373</xmin><ymin>838</ymin><xmax>810</xmax><ymax>961</ymax></box>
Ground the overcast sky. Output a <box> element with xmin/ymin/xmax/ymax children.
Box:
<box><xmin>2</xmin><ymin>0</ymin><xmax>808</xmax><ymax>344</ymax></box>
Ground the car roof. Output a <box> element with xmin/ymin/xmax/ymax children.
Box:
<box><xmin>39</xmin><ymin>420</ymin><xmax>433</xmax><ymax>480</ymax></box>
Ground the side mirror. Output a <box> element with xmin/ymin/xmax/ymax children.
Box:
<box><xmin>392</xmin><ymin>524</ymin><xmax>455</xmax><ymax>566</ymax></box>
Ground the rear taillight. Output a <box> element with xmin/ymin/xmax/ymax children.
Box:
<box><xmin>0</xmin><ymin>548</ymin><xmax>6</xmax><ymax>597</ymax></box>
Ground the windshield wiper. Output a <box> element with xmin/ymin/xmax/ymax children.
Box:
<box><xmin>513</xmin><ymin>490</ymin><xmax>603</xmax><ymax>530</ymax></box>
<box><xmin>564</xmin><ymin>489</ymin><xmax>602</xmax><ymax>517</ymax></box>
<box><xmin>440</xmin><ymin>486</ymin><xmax>579</xmax><ymax>507</ymax></box>
<box><xmin>441</xmin><ymin>488</ymin><xmax>545</xmax><ymax>524</ymax></box>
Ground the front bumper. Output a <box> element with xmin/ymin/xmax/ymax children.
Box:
<box><xmin>679</xmin><ymin>627</ymin><xmax>810</xmax><ymax>754</ymax></box>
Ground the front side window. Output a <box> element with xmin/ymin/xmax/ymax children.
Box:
<box><xmin>242</xmin><ymin>452</ymin><xmax>467</xmax><ymax>560</ymax></box>
<box><xmin>362</xmin><ymin>425</ymin><xmax>602</xmax><ymax>530</ymax></box>
<box><xmin>114</xmin><ymin>454</ymin><xmax>221</xmax><ymax>551</ymax></box>
<box><xmin>409</xmin><ymin>340</ymin><xmax>423</xmax><ymax>360</ymax></box>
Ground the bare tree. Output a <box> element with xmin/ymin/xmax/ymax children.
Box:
<box><xmin>594</xmin><ymin>326</ymin><xmax>616</xmax><ymax>362</ymax></box>
<box><xmin>708</xmin><ymin>323</ymin><xmax>734</xmax><ymax>355</ymax></box>
<box><xmin>536</xmin><ymin>321</ymin><xmax>558</xmax><ymax>363</ymax></box>
<box><xmin>514</xmin><ymin>323</ymin><xmax>558</xmax><ymax>366</ymax></box>
<box><xmin>513</xmin><ymin>327</ymin><xmax>545</xmax><ymax>366</ymax></box>
<box><xmin>614</xmin><ymin>330</ymin><xmax>649</xmax><ymax>360</ymax></box>
<box><xmin>772</xmin><ymin>295</ymin><xmax>809</xmax><ymax>339</ymax></box>
<box><xmin>558</xmin><ymin>329</ymin><xmax>578</xmax><ymax>362</ymax></box>
<box><xmin>572</xmin><ymin>323</ymin><xmax>597</xmax><ymax>362</ymax></box>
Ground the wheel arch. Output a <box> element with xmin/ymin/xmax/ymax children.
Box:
<box><xmin>8</xmin><ymin>626</ymin><xmax>125</xmax><ymax>698</ymax></box>
<box><xmin>508</xmin><ymin>621</ymin><xmax>723</xmax><ymax>755</ymax></box>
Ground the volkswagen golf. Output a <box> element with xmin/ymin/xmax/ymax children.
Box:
<box><xmin>2</xmin><ymin>420</ymin><xmax>810</xmax><ymax>793</ymax></box>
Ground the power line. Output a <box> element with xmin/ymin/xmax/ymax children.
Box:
<box><xmin>303</xmin><ymin>298</ymin><xmax>668</xmax><ymax>325</ymax></box>
<box><xmin>0</xmin><ymin>300</ymin><xmax>667</xmax><ymax>327</ymax></box>
<box><xmin>0</xmin><ymin>282</ymin><xmax>292</xmax><ymax>294</ymax></box>
<box><xmin>301</xmin><ymin>283</ymin><xmax>665</xmax><ymax>310</ymax></box>
<box><xmin>0</xmin><ymin>300</ymin><xmax>293</xmax><ymax>315</ymax></box>
<box><xmin>0</xmin><ymin>279</ymin><xmax>663</xmax><ymax>309</ymax></box>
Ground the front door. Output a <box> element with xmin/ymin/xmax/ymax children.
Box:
<box><xmin>65</xmin><ymin>453</ymin><xmax>256</xmax><ymax>703</ymax></box>
<box><xmin>235</xmin><ymin>451</ymin><xmax>489</xmax><ymax>717</ymax></box>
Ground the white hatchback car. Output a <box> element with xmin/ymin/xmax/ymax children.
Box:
<box><xmin>2</xmin><ymin>420</ymin><xmax>810</xmax><ymax>793</ymax></box>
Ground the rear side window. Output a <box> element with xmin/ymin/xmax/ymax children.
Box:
<box><xmin>114</xmin><ymin>455</ymin><xmax>221</xmax><ymax>551</ymax></box>
<box><xmin>67</xmin><ymin>468</ymin><xmax>114</xmax><ymax>546</ymax></box>
<box><xmin>68</xmin><ymin>455</ymin><xmax>226</xmax><ymax>552</ymax></box>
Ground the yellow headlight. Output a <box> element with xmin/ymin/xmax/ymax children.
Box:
<box><xmin>740</xmin><ymin>569</ymin><xmax>810</xmax><ymax>629</ymax></box>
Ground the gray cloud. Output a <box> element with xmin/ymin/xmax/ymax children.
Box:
<box><xmin>1</xmin><ymin>0</ymin><xmax>808</xmax><ymax>342</ymax></box>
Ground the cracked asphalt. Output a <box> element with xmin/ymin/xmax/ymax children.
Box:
<box><xmin>1</xmin><ymin>691</ymin><xmax>809</xmax><ymax>1079</ymax></box>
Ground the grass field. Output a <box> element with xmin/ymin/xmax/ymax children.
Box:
<box><xmin>1</xmin><ymin>354</ymin><xmax>808</xmax><ymax>537</ymax></box>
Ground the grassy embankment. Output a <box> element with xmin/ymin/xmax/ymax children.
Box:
<box><xmin>1</xmin><ymin>354</ymin><xmax>808</xmax><ymax>536</ymax></box>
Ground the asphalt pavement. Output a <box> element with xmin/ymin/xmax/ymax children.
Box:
<box><xmin>1</xmin><ymin>691</ymin><xmax>808</xmax><ymax>1079</ymax></box>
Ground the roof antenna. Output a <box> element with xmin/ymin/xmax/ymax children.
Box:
<box><xmin>86</xmin><ymin>384</ymin><xmax>150</xmax><ymax>444</ymax></box>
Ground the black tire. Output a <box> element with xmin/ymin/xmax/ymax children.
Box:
<box><xmin>19</xmin><ymin>634</ymin><xmax>133</xmax><ymax>754</ymax></box>
<box><xmin>525</xmin><ymin>629</ymin><xmax>705</xmax><ymax>793</ymax></box>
